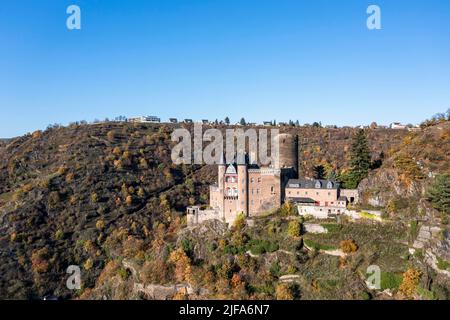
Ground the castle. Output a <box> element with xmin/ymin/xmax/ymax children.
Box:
<box><xmin>187</xmin><ymin>133</ymin><xmax>359</xmax><ymax>226</ymax></box>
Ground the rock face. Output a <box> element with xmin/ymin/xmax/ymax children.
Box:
<box><xmin>359</xmin><ymin>169</ymin><xmax>423</xmax><ymax>207</ymax></box>
<box><xmin>303</xmin><ymin>223</ymin><xmax>328</xmax><ymax>234</ymax></box>
<box><xmin>412</xmin><ymin>225</ymin><xmax>450</xmax><ymax>277</ymax></box>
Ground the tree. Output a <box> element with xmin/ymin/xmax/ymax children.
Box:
<box><xmin>169</xmin><ymin>248</ymin><xmax>193</xmax><ymax>283</ymax></box>
<box><xmin>346</xmin><ymin>129</ymin><xmax>371</xmax><ymax>188</ymax></box>
<box><xmin>313</xmin><ymin>165</ymin><xmax>325</xmax><ymax>180</ymax></box>
<box><xmin>426</xmin><ymin>174</ymin><xmax>450</xmax><ymax>215</ymax></box>
<box><xmin>326</xmin><ymin>169</ymin><xmax>337</xmax><ymax>181</ymax></box>
<box><xmin>280</xmin><ymin>202</ymin><xmax>296</xmax><ymax>216</ymax></box>
<box><xmin>399</xmin><ymin>268</ymin><xmax>421</xmax><ymax>298</ymax></box>
<box><xmin>276</xmin><ymin>283</ymin><xmax>294</xmax><ymax>300</ymax></box>
<box><xmin>287</xmin><ymin>219</ymin><xmax>302</xmax><ymax>238</ymax></box>
<box><xmin>240</xmin><ymin>118</ymin><xmax>246</xmax><ymax>126</ymax></box>
<box><xmin>224</xmin><ymin>117</ymin><xmax>230</xmax><ymax>125</ymax></box>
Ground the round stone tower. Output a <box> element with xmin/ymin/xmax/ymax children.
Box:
<box><xmin>236</xmin><ymin>153</ymin><xmax>248</xmax><ymax>216</ymax></box>
<box><xmin>274</xmin><ymin>133</ymin><xmax>298</xmax><ymax>174</ymax></box>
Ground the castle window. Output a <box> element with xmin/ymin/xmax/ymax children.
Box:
<box><xmin>327</xmin><ymin>181</ymin><xmax>333</xmax><ymax>189</ymax></box>
<box><xmin>315</xmin><ymin>181</ymin><xmax>322</xmax><ymax>189</ymax></box>
<box><xmin>271</xmin><ymin>186</ymin><xmax>274</xmax><ymax>193</ymax></box>
<box><xmin>258</xmin><ymin>178</ymin><xmax>261</xmax><ymax>183</ymax></box>
<box><xmin>251</xmin><ymin>178</ymin><xmax>254</xmax><ymax>183</ymax></box>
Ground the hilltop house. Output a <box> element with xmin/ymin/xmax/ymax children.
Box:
<box><xmin>129</xmin><ymin>116</ymin><xmax>161</xmax><ymax>123</ymax></box>
<box><xmin>390</xmin><ymin>122</ymin><xmax>407</xmax><ymax>130</ymax></box>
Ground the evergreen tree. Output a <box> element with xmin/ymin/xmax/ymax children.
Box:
<box><xmin>240</xmin><ymin>118</ymin><xmax>246</xmax><ymax>125</ymax></box>
<box><xmin>313</xmin><ymin>165</ymin><xmax>325</xmax><ymax>180</ymax></box>
<box><xmin>426</xmin><ymin>174</ymin><xmax>450</xmax><ymax>215</ymax></box>
<box><xmin>347</xmin><ymin>129</ymin><xmax>371</xmax><ymax>188</ymax></box>
<box><xmin>224</xmin><ymin>117</ymin><xmax>230</xmax><ymax>125</ymax></box>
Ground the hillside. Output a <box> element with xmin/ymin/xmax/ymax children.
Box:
<box><xmin>0</xmin><ymin>121</ymin><xmax>448</xmax><ymax>299</ymax></box>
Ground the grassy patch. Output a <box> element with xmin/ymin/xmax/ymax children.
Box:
<box><xmin>359</xmin><ymin>212</ymin><xmax>381</xmax><ymax>220</ymax></box>
<box><xmin>437</xmin><ymin>257</ymin><xmax>450</xmax><ymax>271</ymax></box>
<box><xmin>380</xmin><ymin>272</ymin><xmax>403</xmax><ymax>290</ymax></box>
<box><xmin>247</xmin><ymin>239</ymin><xmax>279</xmax><ymax>255</ymax></box>
<box><xmin>303</xmin><ymin>239</ymin><xmax>337</xmax><ymax>251</ymax></box>
<box><xmin>321</xmin><ymin>223</ymin><xmax>341</xmax><ymax>233</ymax></box>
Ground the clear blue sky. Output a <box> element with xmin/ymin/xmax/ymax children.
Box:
<box><xmin>1</xmin><ymin>0</ymin><xmax>450</xmax><ymax>137</ymax></box>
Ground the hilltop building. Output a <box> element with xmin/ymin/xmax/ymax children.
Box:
<box><xmin>129</xmin><ymin>116</ymin><xmax>161</xmax><ymax>123</ymax></box>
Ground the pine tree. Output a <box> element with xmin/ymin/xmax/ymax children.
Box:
<box><xmin>426</xmin><ymin>174</ymin><xmax>450</xmax><ymax>214</ymax></box>
<box><xmin>224</xmin><ymin>117</ymin><xmax>230</xmax><ymax>125</ymax></box>
<box><xmin>240</xmin><ymin>118</ymin><xmax>246</xmax><ymax>125</ymax></box>
<box><xmin>347</xmin><ymin>129</ymin><xmax>371</xmax><ymax>188</ymax></box>
<box><xmin>313</xmin><ymin>165</ymin><xmax>325</xmax><ymax>180</ymax></box>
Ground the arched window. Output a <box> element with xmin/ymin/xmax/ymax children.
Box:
<box><xmin>327</xmin><ymin>181</ymin><xmax>333</xmax><ymax>189</ymax></box>
<box><xmin>315</xmin><ymin>181</ymin><xmax>322</xmax><ymax>189</ymax></box>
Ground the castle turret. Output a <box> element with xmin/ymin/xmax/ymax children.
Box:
<box><xmin>274</xmin><ymin>133</ymin><xmax>298</xmax><ymax>175</ymax></box>
<box><xmin>236</xmin><ymin>153</ymin><xmax>248</xmax><ymax>216</ymax></box>
<box><xmin>217</xmin><ymin>153</ymin><xmax>226</xmax><ymax>219</ymax></box>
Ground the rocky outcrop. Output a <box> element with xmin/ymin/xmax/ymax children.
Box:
<box><xmin>359</xmin><ymin>168</ymin><xmax>423</xmax><ymax>207</ymax></box>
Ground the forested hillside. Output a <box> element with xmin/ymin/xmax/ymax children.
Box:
<box><xmin>0</xmin><ymin>120</ymin><xmax>448</xmax><ymax>299</ymax></box>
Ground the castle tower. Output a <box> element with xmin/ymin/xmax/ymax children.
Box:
<box><xmin>218</xmin><ymin>153</ymin><xmax>226</xmax><ymax>219</ymax></box>
<box><xmin>275</xmin><ymin>133</ymin><xmax>298</xmax><ymax>175</ymax></box>
<box><xmin>236</xmin><ymin>153</ymin><xmax>248</xmax><ymax>216</ymax></box>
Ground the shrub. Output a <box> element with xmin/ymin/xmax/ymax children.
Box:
<box><xmin>96</xmin><ymin>219</ymin><xmax>105</xmax><ymax>231</ymax></box>
<box><xmin>91</xmin><ymin>193</ymin><xmax>99</xmax><ymax>203</ymax></box>
<box><xmin>247</xmin><ymin>239</ymin><xmax>279</xmax><ymax>255</ymax></box>
<box><xmin>48</xmin><ymin>191</ymin><xmax>60</xmax><ymax>208</ymax></box>
<box><xmin>399</xmin><ymin>268</ymin><xmax>421</xmax><ymax>298</ymax></box>
<box><xmin>287</xmin><ymin>219</ymin><xmax>302</xmax><ymax>238</ymax></box>
<box><xmin>65</xmin><ymin>172</ymin><xmax>75</xmax><ymax>183</ymax></box>
<box><xmin>107</xmin><ymin>131</ymin><xmax>116</xmax><ymax>141</ymax></box>
<box><xmin>275</xmin><ymin>283</ymin><xmax>295</xmax><ymax>300</ymax></box>
<box><xmin>31</xmin><ymin>248</ymin><xmax>50</xmax><ymax>273</ymax></box>
<box><xmin>340</xmin><ymin>239</ymin><xmax>358</xmax><ymax>254</ymax></box>
<box><xmin>54</xmin><ymin>229</ymin><xmax>64</xmax><ymax>240</ymax></box>
<box><xmin>84</xmin><ymin>258</ymin><xmax>94</xmax><ymax>270</ymax></box>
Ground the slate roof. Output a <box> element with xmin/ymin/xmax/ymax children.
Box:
<box><xmin>286</xmin><ymin>179</ymin><xmax>340</xmax><ymax>190</ymax></box>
